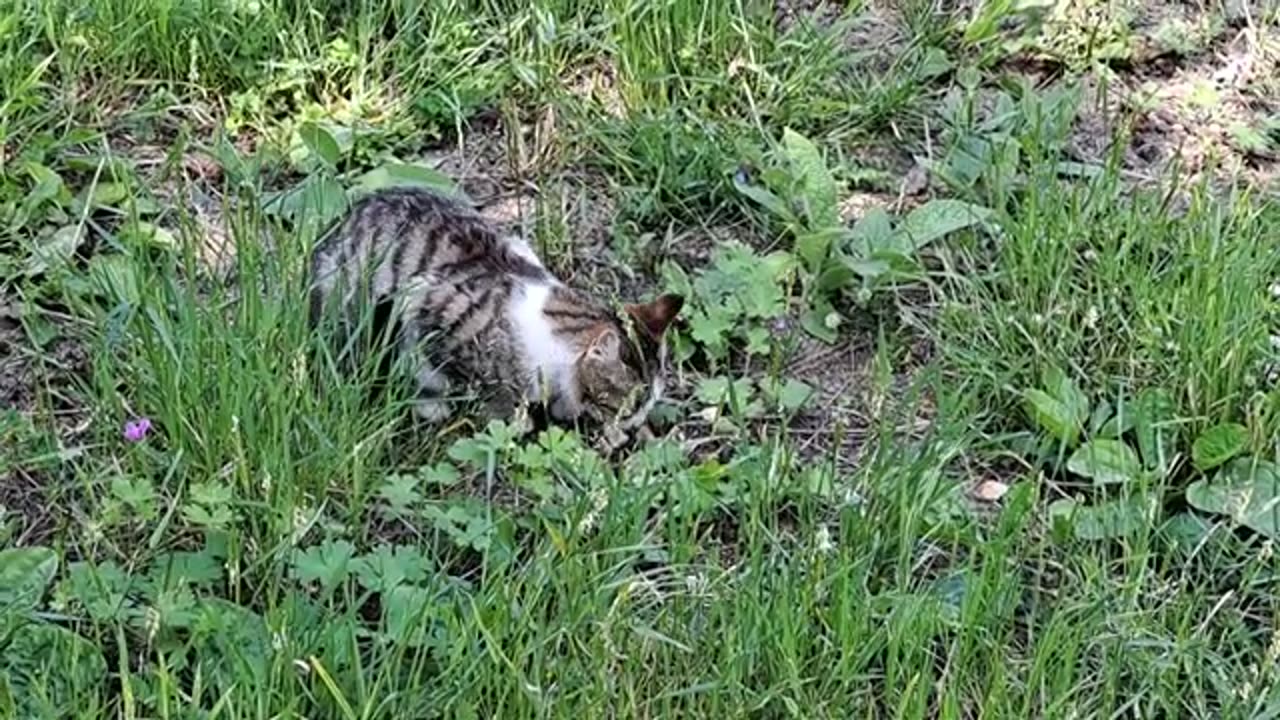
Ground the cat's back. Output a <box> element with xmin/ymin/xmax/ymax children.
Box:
<box><xmin>310</xmin><ymin>187</ymin><xmax>547</xmax><ymax>305</ymax></box>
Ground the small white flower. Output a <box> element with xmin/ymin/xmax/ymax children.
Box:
<box><xmin>292</xmin><ymin>350</ymin><xmax>308</xmax><ymax>386</ymax></box>
<box><xmin>684</xmin><ymin>573</ymin><xmax>709</xmax><ymax>597</ymax></box>
<box><xmin>1266</xmin><ymin>620</ymin><xmax>1280</xmax><ymax>663</ymax></box>
<box><xmin>291</xmin><ymin>506</ymin><xmax>311</xmax><ymax>544</ymax></box>
<box><xmin>576</xmin><ymin>488</ymin><xmax>609</xmax><ymax>533</ymax></box>
<box><xmin>1084</xmin><ymin>306</ymin><xmax>1100</xmax><ymax>330</ymax></box>
<box><xmin>629</xmin><ymin>576</ymin><xmax>662</xmax><ymax>602</ymax></box>
<box><xmin>144</xmin><ymin>606</ymin><xmax>161</xmax><ymax>643</ymax></box>
<box><xmin>1083</xmin><ymin>249</ymin><xmax>1098</xmax><ymax>262</ymax></box>
<box><xmin>843</xmin><ymin>487</ymin><xmax>865</xmax><ymax>507</ymax></box>
<box><xmin>1270</xmin><ymin>282</ymin><xmax>1280</xmax><ymax>299</ymax></box>
<box><xmin>814</xmin><ymin>524</ymin><xmax>835</xmax><ymax>554</ymax></box>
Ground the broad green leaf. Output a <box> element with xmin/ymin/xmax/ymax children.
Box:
<box><xmin>744</xmin><ymin>326</ymin><xmax>771</xmax><ymax>355</ymax></box>
<box><xmin>868</xmin><ymin>248</ymin><xmax>924</xmax><ymax>279</ymax></box>
<box><xmin>76</xmin><ymin>182</ymin><xmax>130</xmax><ymax>210</ymax></box>
<box><xmin>351</xmin><ymin>544</ymin><xmax>429</xmax><ymax>593</ymax></box>
<box><xmin>1191</xmin><ymin>422</ymin><xmax>1248</xmax><ymax>472</ymax></box>
<box><xmin>1023</xmin><ymin>389</ymin><xmax>1082</xmax><ymax>445</ymax></box>
<box><xmin>1088</xmin><ymin>399</ymin><xmax>1114</xmax><ymax>436</ymax></box>
<box><xmin>660</xmin><ymin>261</ymin><xmax>695</xmax><ymax>299</ymax></box>
<box><xmin>843</xmin><ymin>257</ymin><xmax>890</xmax><ymax>279</ymax></box>
<box><xmin>262</xmin><ymin>174</ymin><xmax>349</xmax><ymax>231</ymax></box>
<box><xmin>0</xmin><ymin>547</ymin><xmax>57</xmax><ymax>614</ymax></box>
<box><xmin>189</xmin><ymin>598</ymin><xmax>272</xmax><ymax>681</ymax></box>
<box><xmin>915</xmin><ymin>46</ymin><xmax>953</xmax><ymax>80</ymax></box>
<box><xmin>1038</xmin><ymin>366</ymin><xmax>1090</xmax><ymax>440</ymax></box>
<box><xmin>695</xmin><ymin>376</ymin><xmax>753</xmax><ymax>406</ymax></box>
<box><xmin>354</xmin><ymin>163</ymin><xmax>459</xmax><ymax>197</ymax></box>
<box><xmin>1</xmin><ymin>622</ymin><xmax>106</xmax><ymax>717</ymax></box>
<box><xmin>447</xmin><ymin>435</ymin><xmax>495</xmax><ymax>470</ymax></box>
<box><xmin>298</xmin><ymin>122</ymin><xmax>342</xmax><ymax>168</ymax></box>
<box><xmin>781</xmin><ymin>128</ymin><xmax>839</xmax><ymax>228</ymax></box>
<box><xmin>893</xmin><ymin>199</ymin><xmax>992</xmax><ymax>251</ymax></box>
<box><xmin>688</xmin><ymin>307</ymin><xmax>735</xmax><ymax>358</ymax></box>
<box><xmin>847</xmin><ymin>207</ymin><xmax>893</xmax><ymax>256</ymax></box>
<box><xmin>1048</xmin><ymin>495</ymin><xmax>1152</xmax><ymax>541</ymax></box>
<box><xmin>760</xmin><ymin>250</ymin><xmax>798</xmax><ymax>281</ymax></box>
<box><xmin>150</xmin><ymin>550</ymin><xmax>223</xmax><ymax>587</ymax></box>
<box><xmin>1067</xmin><ymin>439</ymin><xmax>1141</xmax><ymax>484</ymax></box>
<box><xmin>1186</xmin><ymin>458</ymin><xmax>1280</xmax><ymax>539</ymax></box>
<box><xmin>420</xmin><ymin>461</ymin><xmax>461</xmax><ymax>487</ymax></box>
<box><xmin>739</xmin><ymin>274</ymin><xmax>788</xmax><ymax>319</ymax></box>
<box><xmin>378</xmin><ymin>474</ymin><xmax>423</xmax><ymax>513</ymax></box>
<box><xmin>760</xmin><ymin>377</ymin><xmax>814</xmax><ymax>411</ymax></box>
<box><xmin>61</xmin><ymin>153</ymin><xmax>135</xmax><ymax>181</ymax></box>
<box><xmin>1159</xmin><ymin>512</ymin><xmax>1216</xmax><ymax>551</ymax></box>
<box><xmin>126</xmin><ymin>221</ymin><xmax>178</xmax><ymax>249</ymax></box>
<box><xmin>25</xmin><ymin>162</ymin><xmax>64</xmax><ymax>207</ymax></box>
<box><xmin>1096</xmin><ymin>399</ymin><xmax>1137</xmax><ymax>438</ymax></box>
<box><xmin>733</xmin><ymin>176</ymin><xmax>790</xmax><ymax>219</ymax></box>
<box><xmin>1133</xmin><ymin>388</ymin><xmax>1176</xmax><ymax>472</ymax></box>
<box><xmin>795</xmin><ymin>227</ymin><xmax>843</xmax><ymax>270</ymax></box>
<box><xmin>291</xmin><ymin>539</ymin><xmax>356</xmax><ymax>593</ymax></box>
<box><xmin>60</xmin><ymin>561</ymin><xmax>131</xmax><ymax>622</ymax></box>
<box><xmin>24</xmin><ymin>224</ymin><xmax>84</xmax><ymax>276</ymax></box>
<box><xmin>800</xmin><ymin>305</ymin><xmax>839</xmax><ymax>343</ymax></box>
<box><xmin>816</xmin><ymin>262</ymin><xmax>856</xmax><ymax>291</ymax></box>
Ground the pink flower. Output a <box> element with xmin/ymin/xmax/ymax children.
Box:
<box><xmin>123</xmin><ymin>417</ymin><xmax>152</xmax><ymax>442</ymax></box>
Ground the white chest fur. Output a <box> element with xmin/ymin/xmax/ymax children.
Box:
<box><xmin>510</xmin><ymin>282</ymin><xmax>579</xmax><ymax>408</ymax></box>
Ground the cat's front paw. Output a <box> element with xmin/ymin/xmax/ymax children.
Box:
<box><xmin>594</xmin><ymin>423</ymin><xmax>630</xmax><ymax>455</ymax></box>
<box><xmin>413</xmin><ymin>398</ymin><xmax>452</xmax><ymax>423</ymax></box>
<box><xmin>510</xmin><ymin>402</ymin><xmax>536</xmax><ymax>437</ymax></box>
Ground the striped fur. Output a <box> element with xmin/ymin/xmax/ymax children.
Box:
<box><xmin>308</xmin><ymin>187</ymin><xmax>683</xmax><ymax>430</ymax></box>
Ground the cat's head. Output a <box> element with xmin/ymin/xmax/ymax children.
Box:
<box><xmin>576</xmin><ymin>293</ymin><xmax>684</xmax><ymax>429</ymax></box>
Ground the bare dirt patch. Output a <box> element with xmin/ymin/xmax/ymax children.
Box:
<box><xmin>1049</xmin><ymin>5</ymin><xmax>1280</xmax><ymax>194</ymax></box>
<box><xmin>1</xmin><ymin>298</ymin><xmax>87</xmax><ymax>546</ymax></box>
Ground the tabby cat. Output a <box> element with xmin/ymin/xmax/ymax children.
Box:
<box><xmin>308</xmin><ymin>187</ymin><xmax>683</xmax><ymax>436</ymax></box>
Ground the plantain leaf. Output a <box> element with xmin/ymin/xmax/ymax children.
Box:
<box><xmin>1191</xmin><ymin>422</ymin><xmax>1248</xmax><ymax>472</ymax></box>
<box><xmin>1067</xmin><ymin>439</ymin><xmax>1142</xmax><ymax>484</ymax></box>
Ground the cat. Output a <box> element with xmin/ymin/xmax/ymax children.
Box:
<box><xmin>307</xmin><ymin>186</ymin><xmax>683</xmax><ymax>439</ymax></box>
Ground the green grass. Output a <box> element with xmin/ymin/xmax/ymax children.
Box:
<box><xmin>4</xmin><ymin>0</ymin><xmax>1280</xmax><ymax>717</ymax></box>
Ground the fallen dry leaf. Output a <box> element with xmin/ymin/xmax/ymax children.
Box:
<box><xmin>972</xmin><ymin>480</ymin><xmax>1010</xmax><ymax>502</ymax></box>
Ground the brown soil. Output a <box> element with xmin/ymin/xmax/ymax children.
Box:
<box><xmin>1</xmin><ymin>297</ymin><xmax>86</xmax><ymax>546</ymax></box>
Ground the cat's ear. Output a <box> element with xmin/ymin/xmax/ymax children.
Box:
<box><xmin>625</xmin><ymin>293</ymin><xmax>684</xmax><ymax>339</ymax></box>
<box><xmin>585</xmin><ymin>325</ymin><xmax>622</xmax><ymax>362</ymax></box>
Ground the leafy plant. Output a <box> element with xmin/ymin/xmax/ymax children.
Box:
<box><xmin>1186</xmin><ymin>458</ymin><xmax>1280</xmax><ymax>539</ymax></box>
<box><xmin>693</xmin><ymin>373</ymin><xmax>814</xmax><ymax>432</ymax></box>
<box><xmin>927</xmin><ymin>75</ymin><xmax>1083</xmax><ymax>204</ymax></box>
<box><xmin>1022</xmin><ymin>370</ymin><xmax>1272</xmax><ymax>542</ymax></box>
<box><xmin>1190</xmin><ymin>423</ymin><xmax>1248</xmax><ymax>472</ymax></box>
<box><xmin>735</xmin><ymin>128</ymin><xmax>991</xmax><ymax>342</ymax></box>
<box><xmin>0</xmin><ymin>547</ymin><xmax>108</xmax><ymax>716</ymax></box>
<box><xmin>662</xmin><ymin>240</ymin><xmax>796</xmax><ymax>363</ymax></box>
<box><xmin>1023</xmin><ymin>371</ymin><xmax>1172</xmax><ymax>540</ymax></box>
<box><xmin>260</xmin><ymin>122</ymin><xmax>466</xmax><ymax>237</ymax></box>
